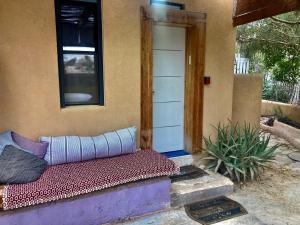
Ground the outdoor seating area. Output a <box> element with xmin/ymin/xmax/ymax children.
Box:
<box><xmin>0</xmin><ymin>129</ymin><xmax>178</xmax><ymax>225</ymax></box>
<box><xmin>0</xmin><ymin>149</ymin><xmax>177</xmax><ymax>211</ymax></box>
<box><xmin>0</xmin><ymin>145</ymin><xmax>175</xmax><ymax>225</ymax></box>
<box><xmin>0</xmin><ymin>131</ymin><xmax>179</xmax><ymax>225</ymax></box>
<box><xmin>0</xmin><ymin>0</ymin><xmax>299</xmax><ymax>225</ymax></box>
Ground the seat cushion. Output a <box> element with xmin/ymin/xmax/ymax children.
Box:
<box><xmin>0</xmin><ymin>145</ymin><xmax>47</xmax><ymax>184</ymax></box>
<box><xmin>2</xmin><ymin>149</ymin><xmax>178</xmax><ymax>210</ymax></box>
<box><xmin>41</xmin><ymin>127</ymin><xmax>136</xmax><ymax>166</ymax></box>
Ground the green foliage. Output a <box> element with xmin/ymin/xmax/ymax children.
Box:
<box><xmin>236</xmin><ymin>11</ymin><xmax>300</xmax><ymax>84</ymax></box>
<box><xmin>273</xmin><ymin>107</ymin><xmax>284</xmax><ymax>120</ymax></box>
<box><xmin>204</xmin><ymin>122</ymin><xmax>280</xmax><ymax>183</ymax></box>
<box><xmin>262</xmin><ymin>80</ymin><xmax>291</xmax><ymax>103</ymax></box>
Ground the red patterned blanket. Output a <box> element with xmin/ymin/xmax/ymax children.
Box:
<box><xmin>2</xmin><ymin>149</ymin><xmax>178</xmax><ymax>210</ymax></box>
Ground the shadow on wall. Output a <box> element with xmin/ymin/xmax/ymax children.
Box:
<box><xmin>0</xmin><ymin>61</ymin><xmax>24</xmax><ymax>132</ymax></box>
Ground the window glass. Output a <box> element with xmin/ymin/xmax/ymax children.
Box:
<box><xmin>55</xmin><ymin>0</ymin><xmax>103</xmax><ymax>106</ymax></box>
<box><xmin>63</xmin><ymin>54</ymin><xmax>99</xmax><ymax>105</ymax></box>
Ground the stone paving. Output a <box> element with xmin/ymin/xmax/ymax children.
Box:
<box><xmin>114</xmin><ymin>133</ymin><xmax>300</xmax><ymax>225</ymax></box>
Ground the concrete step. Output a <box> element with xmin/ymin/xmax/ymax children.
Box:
<box><xmin>169</xmin><ymin>154</ymin><xmax>193</xmax><ymax>167</ymax></box>
<box><xmin>171</xmin><ymin>170</ymin><xmax>234</xmax><ymax>207</ymax></box>
<box><xmin>170</xmin><ymin>156</ymin><xmax>234</xmax><ymax>208</ymax></box>
<box><xmin>168</xmin><ymin>154</ymin><xmax>234</xmax><ymax>207</ymax></box>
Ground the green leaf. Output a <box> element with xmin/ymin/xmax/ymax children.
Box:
<box><xmin>249</xmin><ymin>167</ymin><xmax>255</xmax><ymax>180</ymax></box>
<box><xmin>204</xmin><ymin>121</ymin><xmax>281</xmax><ymax>183</ymax></box>
<box><xmin>215</xmin><ymin>159</ymin><xmax>223</xmax><ymax>173</ymax></box>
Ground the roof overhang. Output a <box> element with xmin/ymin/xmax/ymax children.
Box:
<box><xmin>233</xmin><ymin>0</ymin><xmax>300</xmax><ymax>26</ymax></box>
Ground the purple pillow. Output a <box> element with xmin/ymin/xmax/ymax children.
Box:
<box><xmin>11</xmin><ymin>132</ymin><xmax>48</xmax><ymax>159</ymax></box>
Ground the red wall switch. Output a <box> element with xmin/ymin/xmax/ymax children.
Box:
<box><xmin>204</xmin><ymin>76</ymin><xmax>210</xmax><ymax>85</ymax></box>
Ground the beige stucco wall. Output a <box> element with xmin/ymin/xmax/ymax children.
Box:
<box><xmin>190</xmin><ymin>0</ymin><xmax>236</xmax><ymax>139</ymax></box>
<box><xmin>0</xmin><ymin>0</ymin><xmax>235</xmax><ymax>144</ymax></box>
<box><xmin>262</xmin><ymin>100</ymin><xmax>300</xmax><ymax>124</ymax></box>
<box><xmin>0</xmin><ymin>0</ymin><xmax>143</xmax><ymax>139</ymax></box>
<box><xmin>232</xmin><ymin>74</ymin><xmax>263</xmax><ymax>128</ymax></box>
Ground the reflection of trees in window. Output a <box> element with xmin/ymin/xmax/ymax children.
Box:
<box><xmin>63</xmin><ymin>55</ymin><xmax>95</xmax><ymax>74</ymax></box>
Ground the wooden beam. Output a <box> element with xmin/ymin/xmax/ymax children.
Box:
<box><xmin>184</xmin><ymin>26</ymin><xmax>196</xmax><ymax>153</ymax></box>
<box><xmin>233</xmin><ymin>0</ymin><xmax>300</xmax><ymax>26</ymax></box>
<box><xmin>192</xmin><ymin>22</ymin><xmax>205</xmax><ymax>153</ymax></box>
<box><xmin>142</xmin><ymin>6</ymin><xmax>206</xmax><ymax>25</ymax></box>
<box><xmin>184</xmin><ymin>23</ymin><xmax>206</xmax><ymax>153</ymax></box>
<box><xmin>140</xmin><ymin>8</ymin><xmax>153</xmax><ymax>149</ymax></box>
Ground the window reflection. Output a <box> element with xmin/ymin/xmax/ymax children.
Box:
<box><xmin>63</xmin><ymin>54</ymin><xmax>95</xmax><ymax>74</ymax></box>
<box><xmin>63</xmin><ymin>54</ymin><xmax>99</xmax><ymax>105</ymax></box>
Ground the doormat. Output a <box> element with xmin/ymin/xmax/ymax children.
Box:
<box><xmin>184</xmin><ymin>196</ymin><xmax>247</xmax><ymax>225</ymax></box>
<box><xmin>170</xmin><ymin>165</ymin><xmax>208</xmax><ymax>183</ymax></box>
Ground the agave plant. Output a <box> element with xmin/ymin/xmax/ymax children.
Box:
<box><xmin>204</xmin><ymin>122</ymin><xmax>280</xmax><ymax>183</ymax></box>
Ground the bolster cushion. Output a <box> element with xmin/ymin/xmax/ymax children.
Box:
<box><xmin>41</xmin><ymin>127</ymin><xmax>136</xmax><ymax>166</ymax></box>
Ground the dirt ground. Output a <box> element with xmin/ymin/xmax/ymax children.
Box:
<box><xmin>228</xmin><ymin>166</ymin><xmax>300</xmax><ymax>225</ymax></box>
<box><xmin>117</xmin><ymin>133</ymin><xmax>300</xmax><ymax>225</ymax></box>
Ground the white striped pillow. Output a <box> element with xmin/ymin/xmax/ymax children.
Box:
<box><xmin>41</xmin><ymin>127</ymin><xmax>136</xmax><ymax>166</ymax></box>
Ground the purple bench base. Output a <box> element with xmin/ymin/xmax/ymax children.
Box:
<box><xmin>0</xmin><ymin>177</ymin><xmax>171</xmax><ymax>225</ymax></box>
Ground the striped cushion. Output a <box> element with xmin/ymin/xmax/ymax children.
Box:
<box><xmin>41</xmin><ymin>127</ymin><xmax>136</xmax><ymax>166</ymax></box>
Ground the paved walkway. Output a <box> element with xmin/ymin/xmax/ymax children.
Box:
<box><xmin>115</xmin><ymin>133</ymin><xmax>300</xmax><ymax>225</ymax></box>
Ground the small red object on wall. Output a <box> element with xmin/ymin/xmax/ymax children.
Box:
<box><xmin>204</xmin><ymin>76</ymin><xmax>210</xmax><ymax>85</ymax></box>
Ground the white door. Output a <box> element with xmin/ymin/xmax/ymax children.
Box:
<box><xmin>152</xmin><ymin>25</ymin><xmax>186</xmax><ymax>153</ymax></box>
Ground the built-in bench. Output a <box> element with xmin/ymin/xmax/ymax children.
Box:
<box><xmin>0</xmin><ymin>149</ymin><xmax>177</xmax><ymax>225</ymax></box>
<box><xmin>0</xmin><ymin>177</ymin><xmax>170</xmax><ymax>225</ymax></box>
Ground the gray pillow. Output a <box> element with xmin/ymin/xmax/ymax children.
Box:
<box><xmin>0</xmin><ymin>145</ymin><xmax>48</xmax><ymax>184</ymax></box>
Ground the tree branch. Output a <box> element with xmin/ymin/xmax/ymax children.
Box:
<box><xmin>271</xmin><ymin>17</ymin><xmax>300</xmax><ymax>25</ymax></box>
<box><xmin>273</xmin><ymin>27</ymin><xmax>300</xmax><ymax>39</ymax></box>
<box><xmin>237</xmin><ymin>36</ymin><xmax>299</xmax><ymax>48</ymax></box>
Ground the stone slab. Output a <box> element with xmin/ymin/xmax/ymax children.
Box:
<box><xmin>171</xmin><ymin>170</ymin><xmax>234</xmax><ymax>207</ymax></box>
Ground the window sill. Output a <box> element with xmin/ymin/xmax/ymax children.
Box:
<box><xmin>60</xmin><ymin>105</ymin><xmax>105</xmax><ymax>112</ymax></box>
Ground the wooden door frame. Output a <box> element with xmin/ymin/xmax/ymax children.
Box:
<box><xmin>140</xmin><ymin>6</ymin><xmax>206</xmax><ymax>153</ymax></box>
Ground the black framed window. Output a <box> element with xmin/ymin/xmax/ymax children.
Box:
<box><xmin>150</xmin><ymin>0</ymin><xmax>185</xmax><ymax>10</ymax></box>
<box><xmin>55</xmin><ymin>0</ymin><xmax>104</xmax><ymax>107</ymax></box>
